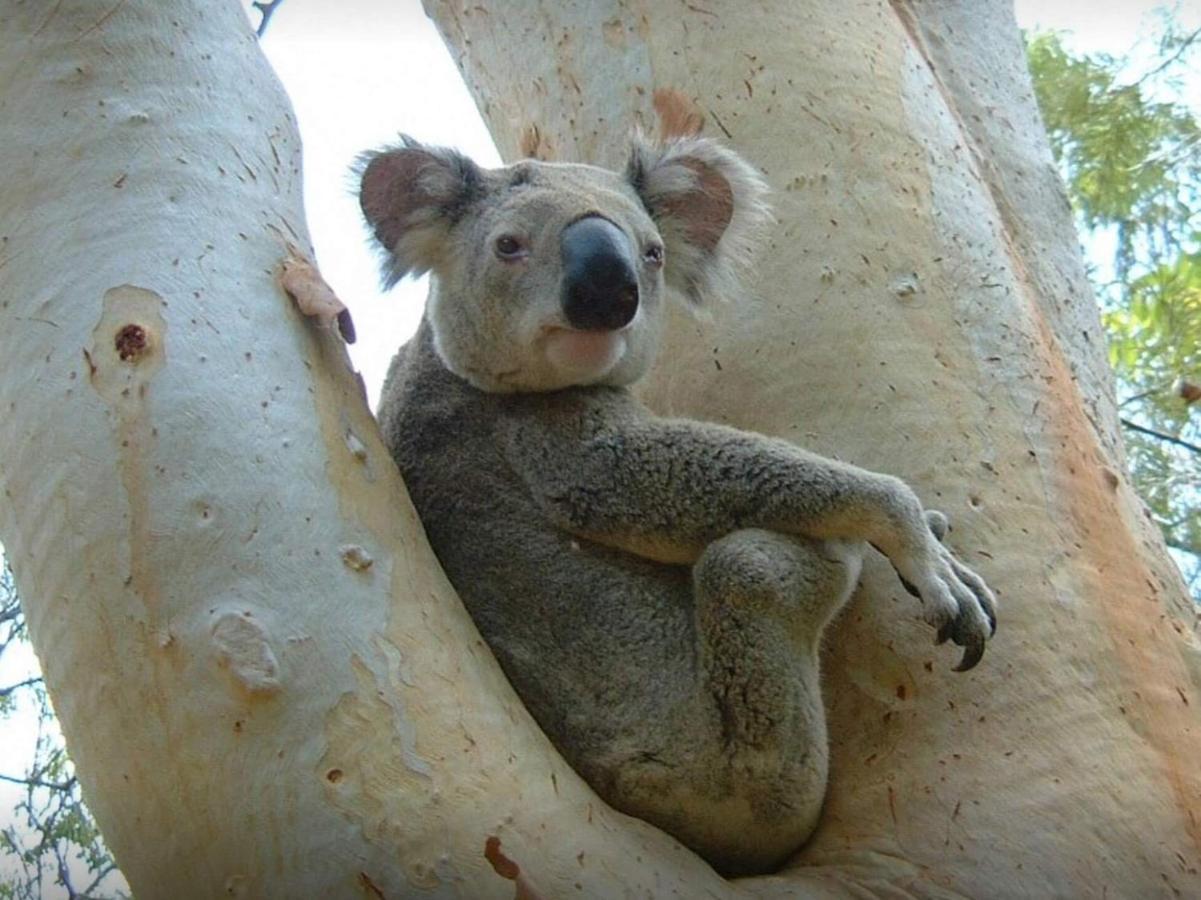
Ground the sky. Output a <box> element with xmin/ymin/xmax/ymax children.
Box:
<box><xmin>2</xmin><ymin>0</ymin><xmax>1199</xmax><ymax>894</ymax></box>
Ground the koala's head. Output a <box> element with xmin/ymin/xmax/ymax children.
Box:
<box><xmin>359</xmin><ymin>134</ymin><xmax>769</xmax><ymax>393</ymax></box>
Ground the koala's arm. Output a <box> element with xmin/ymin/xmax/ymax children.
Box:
<box><xmin>510</xmin><ymin>411</ymin><xmax>918</xmax><ymax>561</ymax></box>
<box><xmin>504</xmin><ymin>401</ymin><xmax>996</xmax><ymax>666</ymax></box>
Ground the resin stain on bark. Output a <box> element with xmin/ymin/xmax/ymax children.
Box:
<box><xmin>87</xmin><ymin>285</ymin><xmax>167</xmax><ymax>618</ymax></box>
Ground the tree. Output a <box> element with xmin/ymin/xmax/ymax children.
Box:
<box><xmin>1026</xmin><ymin>24</ymin><xmax>1201</xmax><ymax>595</ymax></box>
<box><xmin>0</xmin><ymin>1</ymin><xmax>1198</xmax><ymax>898</ymax></box>
<box><xmin>0</xmin><ymin>563</ymin><xmax>124</xmax><ymax>900</ymax></box>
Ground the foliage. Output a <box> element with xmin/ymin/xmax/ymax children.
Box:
<box><xmin>1026</xmin><ymin>20</ymin><xmax>1201</xmax><ymax>595</ymax></box>
<box><xmin>0</xmin><ymin>564</ymin><xmax>126</xmax><ymax>900</ymax></box>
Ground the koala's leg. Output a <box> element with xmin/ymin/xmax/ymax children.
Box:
<box><xmin>686</xmin><ymin>529</ymin><xmax>863</xmax><ymax>874</ymax></box>
<box><xmin>694</xmin><ymin>529</ymin><xmax>861</xmax><ymax>745</ymax></box>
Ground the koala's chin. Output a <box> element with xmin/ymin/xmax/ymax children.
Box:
<box><xmin>543</xmin><ymin>326</ymin><xmax>628</xmax><ymax>386</ymax></box>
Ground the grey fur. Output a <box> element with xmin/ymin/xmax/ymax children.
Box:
<box><xmin>362</xmin><ymin>136</ymin><xmax>997</xmax><ymax>876</ymax></box>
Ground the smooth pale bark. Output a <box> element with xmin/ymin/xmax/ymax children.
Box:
<box><xmin>4</xmin><ymin>0</ymin><xmax>1199</xmax><ymax>897</ymax></box>
<box><xmin>0</xmin><ymin>2</ymin><xmax>732</xmax><ymax>897</ymax></box>
<box><xmin>425</xmin><ymin>0</ymin><xmax>1201</xmax><ymax>897</ymax></box>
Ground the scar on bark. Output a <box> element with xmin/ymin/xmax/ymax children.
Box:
<box><xmin>484</xmin><ymin>836</ymin><xmax>546</xmax><ymax>900</ymax></box>
<box><xmin>279</xmin><ymin>245</ymin><xmax>356</xmax><ymax>343</ymax></box>
<box><xmin>339</xmin><ymin>544</ymin><xmax>374</xmax><ymax>572</ymax></box>
<box><xmin>356</xmin><ymin>872</ymin><xmax>385</xmax><ymax>899</ymax></box>
<box><xmin>653</xmin><ymin>87</ymin><xmax>705</xmax><ymax>139</ymax></box>
<box><xmin>115</xmin><ymin>324</ymin><xmax>149</xmax><ymax>361</ymax></box>
<box><xmin>211</xmin><ymin>610</ymin><xmax>281</xmax><ymax>695</ymax></box>
<box><xmin>519</xmin><ymin>124</ymin><xmax>556</xmax><ymax>160</ymax></box>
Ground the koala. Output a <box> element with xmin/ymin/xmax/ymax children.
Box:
<box><xmin>359</xmin><ymin>134</ymin><xmax>996</xmax><ymax>876</ymax></box>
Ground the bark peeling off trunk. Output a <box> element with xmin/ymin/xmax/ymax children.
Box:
<box><xmin>426</xmin><ymin>0</ymin><xmax>1201</xmax><ymax>896</ymax></box>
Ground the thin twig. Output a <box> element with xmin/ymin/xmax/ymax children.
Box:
<box><xmin>0</xmin><ymin>599</ymin><xmax>22</xmax><ymax>625</ymax></box>
<box><xmin>1131</xmin><ymin>24</ymin><xmax>1201</xmax><ymax>88</ymax></box>
<box><xmin>252</xmin><ymin>0</ymin><xmax>285</xmax><ymax>37</ymax></box>
<box><xmin>0</xmin><ymin>772</ymin><xmax>76</xmax><ymax>792</ymax></box>
<box><xmin>0</xmin><ymin>675</ymin><xmax>42</xmax><ymax>699</ymax></box>
<box><xmin>1119</xmin><ymin>382</ymin><xmax>1173</xmax><ymax>407</ymax></box>
<box><xmin>80</xmin><ymin>862</ymin><xmax>118</xmax><ymax>899</ymax></box>
<box><xmin>1129</xmin><ymin>132</ymin><xmax>1201</xmax><ymax>173</ymax></box>
<box><xmin>1120</xmin><ymin>417</ymin><xmax>1201</xmax><ymax>454</ymax></box>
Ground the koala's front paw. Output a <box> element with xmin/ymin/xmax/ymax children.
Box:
<box><xmin>893</xmin><ymin>510</ymin><xmax>997</xmax><ymax>671</ymax></box>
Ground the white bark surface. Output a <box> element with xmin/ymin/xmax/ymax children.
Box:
<box><xmin>426</xmin><ymin>0</ymin><xmax>1201</xmax><ymax>896</ymax></box>
<box><xmin>0</xmin><ymin>2</ymin><xmax>729</xmax><ymax>897</ymax></box>
<box><xmin>4</xmin><ymin>0</ymin><xmax>1199</xmax><ymax>897</ymax></box>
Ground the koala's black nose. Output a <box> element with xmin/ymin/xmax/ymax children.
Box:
<box><xmin>560</xmin><ymin>216</ymin><xmax>639</xmax><ymax>331</ymax></box>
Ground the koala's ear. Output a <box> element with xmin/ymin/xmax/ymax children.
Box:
<box><xmin>626</xmin><ymin>135</ymin><xmax>771</xmax><ymax>306</ymax></box>
<box><xmin>357</xmin><ymin>136</ymin><xmax>486</xmax><ymax>287</ymax></box>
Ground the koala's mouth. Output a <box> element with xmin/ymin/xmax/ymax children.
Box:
<box><xmin>541</xmin><ymin>325</ymin><xmax>628</xmax><ymax>380</ymax></box>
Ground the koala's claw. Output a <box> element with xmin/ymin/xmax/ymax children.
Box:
<box><xmin>929</xmin><ymin>605</ymin><xmax>988</xmax><ymax>670</ymax></box>
<box><xmin>948</xmin><ymin>552</ymin><xmax>997</xmax><ymax>637</ymax></box>
<box><xmin>888</xmin><ymin>511</ymin><xmax>996</xmax><ymax>671</ymax></box>
<box><xmin>954</xmin><ymin>636</ymin><xmax>987</xmax><ymax>672</ymax></box>
<box><xmin>935</xmin><ymin>588</ymin><xmax>991</xmax><ymax>670</ymax></box>
<box><xmin>932</xmin><ymin>551</ymin><xmax>995</xmax><ymax>671</ymax></box>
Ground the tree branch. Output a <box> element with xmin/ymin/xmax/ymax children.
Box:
<box><xmin>1166</xmin><ymin>538</ymin><xmax>1201</xmax><ymax>559</ymax></box>
<box><xmin>0</xmin><ymin>675</ymin><xmax>42</xmax><ymax>699</ymax></box>
<box><xmin>1130</xmin><ymin>132</ymin><xmax>1201</xmax><ymax>173</ymax></box>
<box><xmin>80</xmin><ymin>862</ymin><xmax>118</xmax><ymax>899</ymax></box>
<box><xmin>55</xmin><ymin>841</ymin><xmax>77</xmax><ymax>900</ymax></box>
<box><xmin>1120</xmin><ymin>417</ymin><xmax>1201</xmax><ymax>454</ymax></box>
<box><xmin>1120</xmin><ymin>382</ymin><xmax>1173</xmax><ymax>407</ymax></box>
<box><xmin>1131</xmin><ymin>24</ymin><xmax>1201</xmax><ymax>88</ymax></box>
<box><xmin>0</xmin><ymin>772</ymin><xmax>76</xmax><ymax>792</ymax></box>
<box><xmin>0</xmin><ymin>596</ymin><xmax>22</xmax><ymax>626</ymax></box>
<box><xmin>251</xmin><ymin>0</ymin><xmax>284</xmax><ymax>38</ymax></box>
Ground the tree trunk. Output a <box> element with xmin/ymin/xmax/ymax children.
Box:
<box><xmin>424</xmin><ymin>0</ymin><xmax>1201</xmax><ymax>897</ymax></box>
<box><xmin>0</xmin><ymin>2</ymin><xmax>728</xmax><ymax>897</ymax></box>
<box><xmin>4</xmin><ymin>0</ymin><xmax>1199</xmax><ymax>897</ymax></box>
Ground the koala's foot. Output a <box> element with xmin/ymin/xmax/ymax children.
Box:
<box><xmin>889</xmin><ymin>509</ymin><xmax>997</xmax><ymax>671</ymax></box>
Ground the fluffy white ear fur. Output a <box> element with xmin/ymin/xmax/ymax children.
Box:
<box><xmin>626</xmin><ymin>134</ymin><xmax>772</xmax><ymax>306</ymax></box>
<box><xmin>357</xmin><ymin>136</ymin><xmax>485</xmax><ymax>287</ymax></box>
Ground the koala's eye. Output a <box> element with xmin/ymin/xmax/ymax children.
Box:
<box><xmin>642</xmin><ymin>243</ymin><xmax>665</xmax><ymax>268</ymax></box>
<box><xmin>494</xmin><ymin>235</ymin><xmax>528</xmax><ymax>261</ymax></box>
